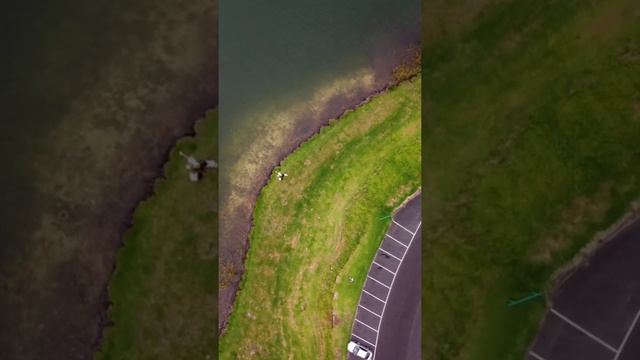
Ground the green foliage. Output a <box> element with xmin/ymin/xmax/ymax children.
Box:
<box><xmin>220</xmin><ymin>79</ymin><xmax>421</xmax><ymax>359</ymax></box>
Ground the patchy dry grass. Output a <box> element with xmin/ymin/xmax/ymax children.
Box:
<box><xmin>220</xmin><ymin>79</ymin><xmax>420</xmax><ymax>359</ymax></box>
<box><xmin>529</xmin><ymin>183</ymin><xmax>614</xmax><ymax>264</ymax></box>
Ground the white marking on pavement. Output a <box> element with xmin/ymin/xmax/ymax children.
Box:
<box><xmin>378</xmin><ymin>247</ymin><xmax>402</xmax><ymax>261</ymax></box>
<box><xmin>358</xmin><ymin>305</ymin><xmax>381</xmax><ymax>317</ymax></box>
<box><xmin>363</xmin><ymin>289</ymin><xmax>386</xmax><ymax>304</ymax></box>
<box><xmin>613</xmin><ymin>307</ymin><xmax>640</xmax><ymax>359</ymax></box>
<box><xmin>372</xmin><ymin>261</ymin><xmax>396</xmax><ymax>275</ymax></box>
<box><xmin>356</xmin><ymin>319</ymin><xmax>379</xmax><ymax>333</ymax></box>
<box><xmin>367</xmin><ymin>276</ymin><xmax>390</xmax><ymax>289</ymax></box>
<box><xmin>351</xmin><ymin>333</ymin><xmax>376</xmax><ymax>348</ymax></box>
<box><xmin>529</xmin><ymin>351</ymin><xmax>546</xmax><ymax>360</ymax></box>
<box><xmin>393</xmin><ymin>220</ymin><xmax>415</xmax><ymax>235</ymax></box>
<box><xmin>385</xmin><ymin>234</ymin><xmax>408</xmax><ymax>248</ymax></box>
<box><xmin>550</xmin><ymin>308</ymin><xmax>617</xmax><ymax>353</ymax></box>
<box><xmin>372</xmin><ymin>221</ymin><xmax>421</xmax><ymax>360</ymax></box>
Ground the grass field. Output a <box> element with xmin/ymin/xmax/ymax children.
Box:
<box><xmin>96</xmin><ymin>110</ymin><xmax>218</xmax><ymax>360</ymax></box>
<box><xmin>220</xmin><ymin>78</ymin><xmax>421</xmax><ymax>359</ymax></box>
<box><xmin>424</xmin><ymin>0</ymin><xmax>640</xmax><ymax>359</ymax></box>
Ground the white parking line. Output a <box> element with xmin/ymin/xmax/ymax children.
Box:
<box><xmin>372</xmin><ymin>221</ymin><xmax>421</xmax><ymax>360</ymax></box>
<box><xmin>392</xmin><ymin>220</ymin><xmax>415</xmax><ymax>235</ymax></box>
<box><xmin>613</xmin><ymin>307</ymin><xmax>640</xmax><ymax>359</ymax></box>
<box><xmin>355</xmin><ymin>318</ymin><xmax>379</xmax><ymax>333</ymax></box>
<box><xmin>385</xmin><ymin>234</ymin><xmax>408</xmax><ymax>248</ymax></box>
<box><xmin>351</xmin><ymin>333</ymin><xmax>376</xmax><ymax>348</ymax></box>
<box><xmin>358</xmin><ymin>304</ymin><xmax>381</xmax><ymax>317</ymax></box>
<box><xmin>367</xmin><ymin>275</ymin><xmax>390</xmax><ymax>289</ymax></box>
<box><xmin>363</xmin><ymin>289</ymin><xmax>386</xmax><ymax>304</ymax></box>
<box><xmin>550</xmin><ymin>308</ymin><xmax>617</xmax><ymax>353</ymax></box>
<box><xmin>372</xmin><ymin>261</ymin><xmax>396</xmax><ymax>275</ymax></box>
<box><xmin>378</xmin><ymin>247</ymin><xmax>402</xmax><ymax>261</ymax></box>
<box><xmin>529</xmin><ymin>351</ymin><xmax>546</xmax><ymax>360</ymax></box>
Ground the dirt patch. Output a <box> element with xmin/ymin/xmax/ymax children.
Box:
<box><xmin>529</xmin><ymin>183</ymin><xmax>613</xmax><ymax>265</ymax></box>
<box><xmin>424</xmin><ymin>0</ymin><xmax>507</xmax><ymax>46</ymax></box>
<box><xmin>580</xmin><ymin>0</ymin><xmax>640</xmax><ymax>41</ymax></box>
<box><xmin>332</xmin><ymin>312</ymin><xmax>342</xmax><ymax>327</ymax></box>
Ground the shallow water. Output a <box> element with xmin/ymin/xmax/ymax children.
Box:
<box><xmin>220</xmin><ymin>0</ymin><xmax>419</xmax><ymax>155</ymax></box>
<box><xmin>2</xmin><ymin>0</ymin><xmax>119</xmax><ymax>262</ymax></box>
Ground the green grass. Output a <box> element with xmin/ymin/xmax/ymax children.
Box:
<box><xmin>220</xmin><ymin>78</ymin><xmax>421</xmax><ymax>359</ymax></box>
<box><xmin>424</xmin><ymin>0</ymin><xmax>640</xmax><ymax>359</ymax></box>
<box><xmin>95</xmin><ymin>110</ymin><xmax>218</xmax><ymax>360</ymax></box>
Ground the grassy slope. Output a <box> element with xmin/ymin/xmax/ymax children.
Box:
<box><xmin>220</xmin><ymin>78</ymin><xmax>421</xmax><ymax>359</ymax></box>
<box><xmin>96</xmin><ymin>110</ymin><xmax>218</xmax><ymax>360</ymax></box>
<box><xmin>424</xmin><ymin>0</ymin><xmax>640</xmax><ymax>359</ymax></box>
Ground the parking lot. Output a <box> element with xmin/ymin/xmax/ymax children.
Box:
<box><xmin>528</xmin><ymin>218</ymin><xmax>640</xmax><ymax>360</ymax></box>
<box><xmin>348</xmin><ymin>193</ymin><xmax>421</xmax><ymax>360</ymax></box>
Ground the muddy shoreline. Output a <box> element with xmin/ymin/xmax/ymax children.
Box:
<box><xmin>91</xmin><ymin>102</ymin><xmax>218</xmax><ymax>353</ymax></box>
<box><xmin>219</xmin><ymin>40</ymin><xmax>421</xmax><ymax>334</ymax></box>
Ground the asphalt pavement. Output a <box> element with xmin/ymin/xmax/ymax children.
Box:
<box><xmin>348</xmin><ymin>193</ymin><xmax>421</xmax><ymax>360</ymax></box>
<box><xmin>528</xmin><ymin>217</ymin><xmax>640</xmax><ymax>360</ymax></box>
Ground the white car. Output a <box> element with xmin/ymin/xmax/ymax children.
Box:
<box><xmin>347</xmin><ymin>340</ymin><xmax>373</xmax><ymax>359</ymax></box>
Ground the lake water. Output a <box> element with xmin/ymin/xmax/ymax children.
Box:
<box><xmin>2</xmin><ymin>1</ymin><xmax>118</xmax><ymax>262</ymax></box>
<box><xmin>220</xmin><ymin>0</ymin><xmax>420</xmax><ymax>147</ymax></box>
<box><xmin>219</xmin><ymin>0</ymin><xmax>420</xmax><ymax>329</ymax></box>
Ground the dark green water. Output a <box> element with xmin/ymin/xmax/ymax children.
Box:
<box><xmin>220</xmin><ymin>0</ymin><xmax>419</xmax><ymax>142</ymax></box>
<box><xmin>2</xmin><ymin>1</ymin><xmax>118</xmax><ymax>260</ymax></box>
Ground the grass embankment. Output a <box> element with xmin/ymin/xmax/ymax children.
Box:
<box><xmin>96</xmin><ymin>110</ymin><xmax>218</xmax><ymax>360</ymax></box>
<box><xmin>220</xmin><ymin>78</ymin><xmax>421</xmax><ymax>359</ymax></box>
<box><xmin>424</xmin><ymin>0</ymin><xmax>640</xmax><ymax>359</ymax></box>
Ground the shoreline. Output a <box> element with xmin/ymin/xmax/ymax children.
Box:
<box><xmin>219</xmin><ymin>76</ymin><xmax>421</xmax><ymax>357</ymax></box>
<box><xmin>91</xmin><ymin>104</ymin><xmax>218</xmax><ymax>354</ymax></box>
<box><xmin>219</xmin><ymin>67</ymin><xmax>421</xmax><ymax>335</ymax></box>
<box><xmin>1</xmin><ymin>2</ymin><xmax>220</xmax><ymax>359</ymax></box>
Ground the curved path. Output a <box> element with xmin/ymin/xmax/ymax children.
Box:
<box><xmin>528</xmin><ymin>217</ymin><xmax>640</xmax><ymax>360</ymax></box>
<box><xmin>348</xmin><ymin>193</ymin><xmax>421</xmax><ymax>360</ymax></box>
